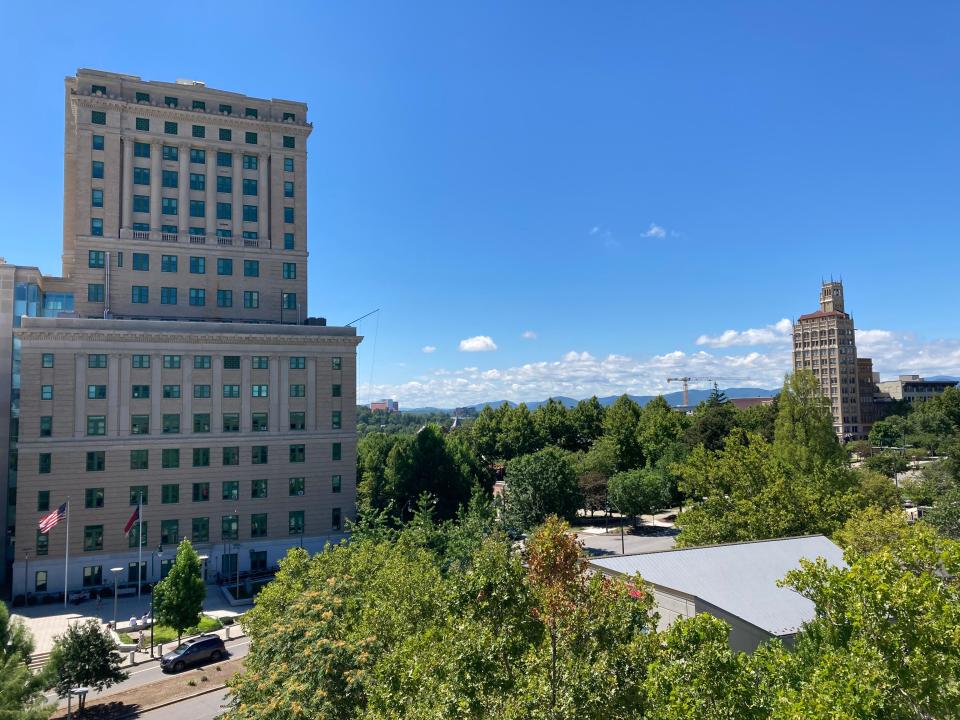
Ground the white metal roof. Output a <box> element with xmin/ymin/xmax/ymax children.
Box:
<box><xmin>589</xmin><ymin>535</ymin><xmax>844</xmax><ymax>636</ymax></box>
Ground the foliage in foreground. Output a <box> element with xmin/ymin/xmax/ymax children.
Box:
<box><xmin>153</xmin><ymin>538</ymin><xmax>206</xmax><ymax>644</ymax></box>
<box><xmin>45</xmin><ymin>619</ymin><xmax>127</xmax><ymax>711</ymax></box>
<box><xmin>0</xmin><ymin>602</ymin><xmax>53</xmax><ymax>720</ymax></box>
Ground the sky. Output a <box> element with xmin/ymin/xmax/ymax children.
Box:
<box><xmin>1</xmin><ymin>1</ymin><xmax>959</xmax><ymax>408</ymax></box>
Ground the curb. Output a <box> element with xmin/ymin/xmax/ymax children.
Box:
<box><xmin>53</xmin><ymin>683</ymin><xmax>229</xmax><ymax>720</ymax></box>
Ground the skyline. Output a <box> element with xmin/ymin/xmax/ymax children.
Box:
<box><xmin>1</xmin><ymin>2</ymin><xmax>958</xmax><ymax>406</ymax></box>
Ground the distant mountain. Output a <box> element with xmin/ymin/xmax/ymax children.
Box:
<box><xmin>402</xmin><ymin>387</ymin><xmax>778</xmax><ymax>414</ymax></box>
<box><xmin>925</xmin><ymin>375</ymin><xmax>960</xmax><ymax>383</ymax></box>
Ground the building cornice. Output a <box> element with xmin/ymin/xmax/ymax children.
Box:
<box><xmin>14</xmin><ymin>328</ymin><xmax>362</xmax><ymax>347</ymax></box>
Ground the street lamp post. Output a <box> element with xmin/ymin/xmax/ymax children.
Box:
<box><xmin>150</xmin><ymin>545</ymin><xmax>163</xmax><ymax>657</ymax></box>
<box><xmin>109</xmin><ymin>567</ymin><xmax>123</xmax><ymax>627</ymax></box>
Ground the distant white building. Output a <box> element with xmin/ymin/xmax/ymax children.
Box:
<box><xmin>876</xmin><ymin>375</ymin><xmax>957</xmax><ymax>403</ymax></box>
<box><xmin>589</xmin><ymin>535</ymin><xmax>845</xmax><ymax>652</ymax></box>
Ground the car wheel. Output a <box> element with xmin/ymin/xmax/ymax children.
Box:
<box><xmin>209</xmin><ymin>650</ymin><xmax>222</xmax><ymax>662</ymax></box>
<box><xmin>173</xmin><ymin>661</ymin><xmax>185</xmax><ymax>672</ymax></box>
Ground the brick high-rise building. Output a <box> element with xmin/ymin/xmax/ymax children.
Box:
<box><xmin>2</xmin><ymin>70</ymin><xmax>360</xmax><ymax>599</ymax></box>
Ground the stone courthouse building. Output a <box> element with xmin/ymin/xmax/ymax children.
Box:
<box><xmin>2</xmin><ymin>69</ymin><xmax>360</xmax><ymax>598</ymax></box>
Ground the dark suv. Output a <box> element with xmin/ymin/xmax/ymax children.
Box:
<box><xmin>160</xmin><ymin>634</ymin><xmax>227</xmax><ymax>672</ymax></box>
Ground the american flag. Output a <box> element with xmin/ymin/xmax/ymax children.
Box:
<box><xmin>39</xmin><ymin>502</ymin><xmax>67</xmax><ymax>533</ymax></box>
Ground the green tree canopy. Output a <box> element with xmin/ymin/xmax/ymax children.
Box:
<box><xmin>498</xmin><ymin>403</ymin><xmax>544</xmax><ymax>460</ymax></box>
<box><xmin>608</xmin><ymin>467</ymin><xmax>673</xmax><ymax>525</ymax></box>
<box><xmin>502</xmin><ymin>446</ymin><xmax>582</xmax><ymax>532</ymax></box>
<box><xmin>153</xmin><ymin>538</ymin><xmax>206</xmax><ymax>644</ymax></box>
<box><xmin>569</xmin><ymin>396</ymin><xmax>606</xmax><ymax>451</ymax></box>
<box><xmin>532</xmin><ymin>398</ymin><xmax>577</xmax><ymax>451</ymax></box>
<box><xmin>0</xmin><ymin>602</ymin><xmax>52</xmax><ymax>720</ymax></box>
<box><xmin>685</xmin><ymin>385</ymin><xmax>738</xmax><ymax>453</ymax></box>
<box><xmin>46</xmin><ymin>619</ymin><xmax>127</xmax><ymax>710</ymax></box>
<box><xmin>603</xmin><ymin>395</ymin><xmax>644</xmax><ymax>470</ymax></box>
<box><xmin>773</xmin><ymin>370</ymin><xmax>844</xmax><ymax>471</ymax></box>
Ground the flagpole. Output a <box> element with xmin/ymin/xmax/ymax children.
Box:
<box><xmin>137</xmin><ymin>493</ymin><xmax>143</xmax><ymax>599</ymax></box>
<box><xmin>63</xmin><ymin>498</ymin><xmax>70</xmax><ymax>608</ymax></box>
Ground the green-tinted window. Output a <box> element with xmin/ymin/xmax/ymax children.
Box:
<box><xmin>162</xmin><ymin>448</ymin><xmax>180</xmax><ymax>468</ymax></box>
<box><xmin>162</xmin><ymin>169</ymin><xmax>178</xmax><ymax>188</ymax></box>
<box><xmin>219</xmin><ymin>128</ymin><xmax>232</xmax><ymax>141</ymax></box>
<box><xmin>131</xmin><ymin>285</ymin><xmax>149</xmax><ymax>304</ymax></box>
<box><xmin>223</xmin><ymin>384</ymin><xmax>240</xmax><ymax>398</ymax></box>
<box><xmin>88</xmin><ymin>250</ymin><xmax>105</xmax><ymax>268</ymax></box>
<box><xmin>89</xmin><ymin>354</ymin><xmax>108</xmax><ymax>368</ymax></box>
<box><xmin>222</xmin><ymin>446</ymin><xmax>240</xmax><ymax>465</ymax></box>
<box><xmin>84</xmin><ymin>487</ymin><xmax>104</xmax><ymax>508</ymax></box>
<box><xmin>136</xmin><ymin>91</ymin><xmax>150</xmax><ymax>103</ymax></box>
<box><xmin>136</xmin><ymin>117</ymin><xmax>149</xmax><ymax>131</ymax></box>
<box><xmin>39</xmin><ymin>415</ymin><xmax>52</xmax><ymax>437</ymax></box>
<box><xmin>162</xmin><ymin>354</ymin><xmax>181</xmax><ymax>368</ymax></box>
<box><xmin>332</xmin><ymin>443</ymin><xmax>342</xmax><ymax>461</ymax></box>
<box><xmin>290</xmin><ymin>444</ymin><xmax>305</xmax><ymax>463</ymax></box>
<box><xmin>92</xmin><ymin>188</ymin><xmax>104</xmax><ymax>207</ymax></box>
<box><xmin>194</xmin><ymin>355</ymin><xmax>211</xmax><ymax>369</ymax></box>
<box><xmin>289</xmin><ymin>384</ymin><xmax>305</xmax><ymax>397</ymax></box>
<box><xmin>190</xmin><ymin>256</ymin><xmax>206</xmax><ymax>274</ymax></box>
<box><xmin>192</xmin><ymin>517</ymin><xmax>209</xmax><ymax>542</ymax></box>
<box><xmin>37</xmin><ymin>490</ymin><xmax>50</xmax><ymax>511</ymax></box>
<box><xmin>283</xmin><ymin>135</ymin><xmax>295</xmax><ymax>149</ymax></box>
<box><xmin>130</xmin><ymin>448</ymin><xmax>149</xmax><ymax>469</ymax></box>
<box><xmin>244</xmin><ymin>260</ymin><xmax>260</xmax><ymax>277</ymax></box>
<box><xmin>162</xmin><ymin>145</ymin><xmax>178</xmax><ymax>161</ymax></box>
<box><xmin>245</xmin><ymin>131</ymin><xmax>257</xmax><ymax>144</ymax></box>
<box><xmin>37</xmin><ymin>530</ymin><xmax>49</xmax><ymax>556</ymax></box>
<box><xmin>91</xmin><ymin>110</ymin><xmax>106</xmax><ymax>125</ymax></box>
<box><xmin>193</xmin><ymin>448</ymin><xmax>210</xmax><ymax>467</ymax></box>
<box><xmin>243</xmin><ymin>291</ymin><xmax>259</xmax><ymax>309</ymax></box>
<box><xmin>284</xmin><ymin>207</ymin><xmax>294</xmax><ymax>223</ymax></box>
<box><xmin>161</xmin><ymin>484</ymin><xmax>179</xmax><ymax>504</ymax></box>
<box><xmin>193</xmin><ymin>413</ymin><xmax>211</xmax><ymax>433</ymax></box>
<box><xmin>251</xmin><ymin>513</ymin><xmax>268</xmax><ymax>538</ymax></box>
<box><xmin>242</xmin><ymin>155</ymin><xmax>258</xmax><ymax>170</ymax></box>
<box><xmin>289</xmin><ymin>412</ymin><xmax>305</xmax><ymax>431</ymax></box>
<box><xmin>190</xmin><ymin>199</ymin><xmax>205</xmax><ymax>216</ymax></box>
<box><xmin>86</xmin><ymin>451</ymin><xmax>105</xmax><ymax>471</ymax></box>
<box><xmin>92</xmin><ymin>134</ymin><xmax>104</xmax><ymax>150</ymax></box>
<box><xmin>289</xmin><ymin>477</ymin><xmax>305</xmax><ymax>496</ymax></box>
<box><xmin>161</xmin><ymin>197</ymin><xmax>177</xmax><ymax>216</ymax></box>
<box><xmin>162</xmin><ymin>413</ymin><xmax>180</xmax><ymax>434</ymax></box>
<box><xmin>161</xmin><ymin>287</ymin><xmax>177</xmax><ymax>305</ymax></box>
<box><xmin>332</xmin><ymin>508</ymin><xmax>342</xmax><ymax>530</ymax></box>
<box><xmin>284</xmin><ymin>181</ymin><xmax>294</xmax><ymax>198</ymax></box>
<box><xmin>222</xmin><ymin>514</ymin><xmax>239</xmax><ymax>541</ymax></box>
<box><xmin>164</xmin><ymin>121</ymin><xmax>178</xmax><ymax>135</ymax></box>
<box><xmin>219</xmin><ymin>103</ymin><xmax>232</xmax><ymax>114</ymax></box>
<box><xmin>163</xmin><ymin>385</ymin><xmax>181</xmax><ymax>399</ymax></box>
<box><xmin>83</xmin><ymin>525</ymin><xmax>104</xmax><ymax>551</ymax></box>
<box><xmin>243</xmin><ymin>177</ymin><xmax>257</xmax><ymax>195</ymax></box>
<box><xmin>135</xmin><ymin>142</ymin><xmax>150</xmax><ymax>158</ymax></box>
<box><xmin>332</xmin><ymin>357</ymin><xmax>342</xmax><ymax>370</ymax></box>
<box><xmin>165</xmin><ymin>96</ymin><xmax>178</xmax><ymax>107</ymax></box>
<box><xmin>252</xmin><ymin>479</ymin><xmax>268</xmax><ymax>499</ymax></box>
<box><xmin>87</xmin><ymin>385</ymin><xmax>106</xmax><ymax>400</ymax></box>
<box><xmin>289</xmin><ymin>356</ymin><xmax>305</xmax><ymax>369</ymax></box>
<box><xmin>160</xmin><ymin>519</ymin><xmax>179</xmax><ymax>544</ymax></box>
<box><xmin>332</xmin><ymin>475</ymin><xmax>342</xmax><ymax>493</ymax></box>
<box><xmin>282</xmin><ymin>262</ymin><xmax>296</xmax><ymax>279</ymax></box>
<box><xmin>131</xmin><ymin>415</ymin><xmax>150</xmax><ymax>435</ymax></box>
<box><xmin>87</xmin><ymin>283</ymin><xmax>105</xmax><ymax>302</ymax></box>
<box><xmin>132</xmin><ymin>384</ymin><xmax>150</xmax><ymax>399</ymax></box>
<box><xmin>284</xmin><ymin>233</ymin><xmax>295</xmax><ymax>250</ymax></box>
<box><xmin>252</xmin><ymin>445</ymin><xmax>268</xmax><ymax>464</ymax></box>
<box><xmin>288</xmin><ymin>511</ymin><xmax>304</xmax><ymax>535</ymax></box>
<box><xmin>83</xmin><ymin>565</ymin><xmax>103</xmax><ymax>586</ymax></box>
<box><xmin>252</xmin><ymin>384</ymin><xmax>268</xmax><ymax>397</ymax></box>
<box><xmin>332</xmin><ymin>384</ymin><xmax>342</xmax><ymax>398</ymax></box>
<box><xmin>245</xmin><ymin>107</ymin><xmax>258</xmax><ymax>118</ymax></box>
<box><xmin>192</xmin><ymin>124</ymin><xmax>205</xmax><ymax>138</ymax></box>
<box><xmin>217</xmin><ymin>150</ymin><xmax>232</xmax><ymax>167</ymax></box>
<box><xmin>222</xmin><ymin>481</ymin><xmax>239</xmax><ymax>501</ymax></box>
<box><xmin>332</xmin><ymin>411</ymin><xmax>342</xmax><ymax>430</ymax></box>
<box><xmin>216</xmin><ymin>202</ymin><xmax>231</xmax><ymax>220</ymax></box>
<box><xmin>284</xmin><ymin>157</ymin><xmax>294</xmax><ymax>172</ymax></box>
<box><xmin>190</xmin><ymin>148</ymin><xmax>205</xmax><ymax>163</ymax></box>
<box><xmin>41</xmin><ymin>385</ymin><xmax>53</xmax><ymax>400</ymax></box>
<box><xmin>252</xmin><ymin>413</ymin><xmax>268</xmax><ymax>431</ymax></box>
<box><xmin>193</xmin><ymin>482</ymin><xmax>210</xmax><ymax>502</ymax></box>
<box><xmin>132</xmin><ymin>354</ymin><xmax>150</xmax><ymax>368</ymax></box>
<box><xmin>86</xmin><ymin>415</ymin><xmax>106</xmax><ymax>435</ymax></box>
<box><xmin>242</xmin><ymin>204</ymin><xmax>257</xmax><ymax>222</ymax></box>
<box><xmin>223</xmin><ymin>413</ymin><xmax>240</xmax><ymax>432</ymax></box>
<box><xmin>90</xmin><ymin>218</ymin><xmax>103</xmax><ymax>236</ymax></box>
<box><xmin>128</xmin><ymin>522</ymin><xmax>147</xmax><ymax>548</ymax></box>
<box><xmin>92</xmin><ymin>160</ymin><xmax>104</xmax><ymax>178</ymax></box>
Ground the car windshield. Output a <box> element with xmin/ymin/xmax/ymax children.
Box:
<box><xmin>173</xmin><ymin>643</ymin><xmax>191</xmax><ymax>654</ymax></box>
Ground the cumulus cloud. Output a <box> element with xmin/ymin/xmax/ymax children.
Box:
<box><xmin>458</xmin><ymin>335</ymin><xmax>498</xmax><ymax>352</ymax></box>
<box><xmin>421</xmin><ymin>345</ymin><xmax>436</xmax><ymax>354</ymax></box>
<box><xmin>696</xmin><ymin>318</ymin><xmax>794</xmax><ymax>348</ymax></box>
<box><xmin>522</xmin><ymin>330</ymin><xmax>538</xmax><ymax>340</ymax></box>
<box><xmin>641</xmin><ymin>223</ymin><xmax>667</xmax><ymax>239</ymax></box>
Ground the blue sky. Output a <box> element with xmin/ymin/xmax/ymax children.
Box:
<box><xmin>1</xmin><ymin>2</ymin><xmax>959</xmax><ymax>407</ymax></box>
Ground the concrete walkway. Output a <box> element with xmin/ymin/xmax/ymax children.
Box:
<box><xmin>11</xmin><ymin>584</ymin><xmax>243</xmax><ymax>654</ymax></box>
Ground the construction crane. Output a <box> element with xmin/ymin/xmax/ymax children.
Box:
<box><xmin>666</xmin><ymin>376</ymin><xmax>744</xmax><ymax>406</ymax></box>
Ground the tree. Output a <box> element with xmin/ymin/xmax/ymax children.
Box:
<box><xmin>602</xmin><ymin>395</ymin><xmax>644</xmax><ymax>470</ymax></box>
<box><xmin>773</xmin><ymin>371</ymin><xmax>844</xmax><ymax>471</ymax></box>
<box><xmin>0</xmin><ymin>603</ymin><xmax>52</xmax><ymax>720</ymax></box>
<box><xmin>574</xmin><ymin>436</ymin><xmax>619</xmax><ymax>515</ymax></box>
<box><xmin>502</xmin><ymin>447</ymin><xmax>582</xmax><ymax>532</ymax></box>
<box><xmin>868</xmin><ymin>414</ymin><xmax>912</xmax><ymax>450</ymax></box>
<box><xmin>532</xmin><ymin>398</ymin><xmax>577</xmax><ymax>451</ymax></box>
<box><xmin>569</xmin><ymin>396</ymin><xmax>606</xmax><ymax>451</ymax></box>
<box><xmin>46</xmin><ymin>619</ymin><xmax>127</xmax><ymax>711</ymax></box>
<box><xmin>833</xmin><ymin>506</ymin><xmax>911</xmax><ymax>560</ymax></box>
<box><xmin>635</xmin><ymin>395</ymin><xmax>689</xmax><ymax>470</ymax></box>
<box><xmin>498</xmin><ymin>403</ymin><xmax>543</xmax><ymax>459</ymax></box>
<box><xmin>608</xmin><ymin>467</ymin><xmax>673</xmax><ymax>526</ymax></box>
<box><xmin>734</xmin><ymin>395</ymin><xmax>779</xmax><ymax>443</ymax></box>
<box><xmin>471</xmin><ymin>403</ymin><xmax>505</xmax><ymax>459</ymax></box>
<box><xmin>153</xmin><ymin>538</ymin><xmax>206</xmax><ymax>644</ymax></box>
<box><xmin>902</xmin><ymin>459</ymin><xmax>957</xmax><ymax>505</ymax></box>
<box><xmin>685</xmin><ymin>385</ymin><xmax>737</xmax><ymax>452</ymax></box>
<box><xmin>853</xmin><ymin>468</ymin><xmax>901</xmax><ymax>511</ymax></box>
<box><xmin>926</xmin><ymin>486</ymin><xmax>960</xmax><ymax>539</ymax></box>
<box><xmin>863</xmin><ymin>450</ymin><xmax>908</xmax><ymax>479</ymax></box>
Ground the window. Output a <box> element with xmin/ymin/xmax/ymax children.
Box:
<box><xmin>284</xmin><ymin>181</ymin><xmax>295</xmax><ymax>198</ymax></box>
<box><xmin>284</xmin><ymin>157</ymin><xmax>294</xmax><ymax>172</ymax></box>
<box><xmin>135</xmin><ymin>142</ymin><xmax>150</xmax><ymax>158</ymax></box>
<box><xmin>87</xmin><ymin>283</ymin><xmax>105</xmax><ymax>302</ymax></box>
<box><xmin>162</xmin><ymin>197</ymin><xmax>178</xmax><ymax>215</ymax></box>
<box><xmin>38</xmin><ymin>490</ymin><xmax>51</xmax><ymax>512</ymax></box>
<box><xmin>289</xmin><ymin>384</ymin><xmax>305</xmax><ymax>397</ymax></box>
<box><xmin>216</xmin><ymin>258</ymin><xmax>233</xmax><ymax>276</ymax></box>
<box><xmin>193</xmin><ymin>447</ymin><xmax>210</xmax><ymax>467</ymax></box>
<box><xmin>92</xmin><ymin>160</ymin><xmax>104</xmax><ymax>178</ymax></box>
<box><xmin>165</xmin><ymin>96</ymin><xmax>178</xmax><ymax>108</ymax></box>
<box><xmin>243</xmin><ymin>204</ymin><xmax>258</xmax><ymax>222</ymax></box>
<box><xmin>283</xmin><ymin>135</ymin><xmax>296</xmax><ymax>149</ymax></box>
<box><xmin>242</xmin><ymin>155</ymin><xmax>258</xmax><ymax>170</ymax></box>
<box><xmin>160</xmin><ymin>519</ymin><xmax>179</xmax><ymax>544</ymax></box>
<box><xmin>40</xmin><ymin>384</ymin><xmax>53</xmax><ymax>400</ymax></box>
<box><xmin>289</xmin><ymin>511</ymin><xmax>305</xmax><ymax>535</ymax></box>
<box><xmin>216</xmin><ymin>202</ymin><xmax>231</xmax><ymax>220</ymax></box>
<box><xmin>164</xmin><ymin>121</ymin><xmax>178</xmax><ymax>135</ymax></box>
<box><xmin>243</xmin><ymin>179</ymin><xmax>258</xmax><ymax>198</ymax></box>
<box><xmin>193</xmin><ymin>413</ymin><xmax>211</xmax><ymax>432</ymax></box>
<box><xmin>84</xmin><ymin>525</ymin><xmax>104</xmax><ymax>551</ymax></box>
<box><xmin>245</xmin><ymin>131</ymin><xmax>257</xmax><ymax>144</ymax></box>
<box><xmin>190</xmin><ymin>256</ymin><xmax>206</xmax><ymax>274</ymax></box>
<box><xmin>223</xmin><ymin>384</ymin><xmax>240</xmax><ymax>398</ymax></box>
<box><xmin>245</xmin><ymin>107</ymin><xmax>258</xmax><ymax>118</ymax></box>
<box><xmin>83</xmin><ymin>565</ymin><xmax>103</xmax><ymax>586</ymax></box>
<box><xmin>186</xmin><ymin>200</ymin><xmax>205</xmax><ymax>220</ymax></box>
<box><xmin>222</xmin><ymin>481</ymin><xmax>239</xmax><ymax>501</ymax></box>
<box><xmin>219</xmin><ymin>128</ymin><xmax>232</xmax><ymax>142</ymax></box>
<box><xmin>243</xmin><ymin>291</ymin><xmax>259</xmax><ymax>309</ymax></box>
<box><xmin>332</xmin><ymin>443</ymin><xmax>342</xmax><ymax>461</ymax></box>
<box><xmin>284</xmin><ymin>207</ymin><xmax>295</xmax><ymax>223</ymax></box>
<box><xmin>332</xmin><ymin>357</ymin><xmax>342</xmax><ymax>370</ymax></box>
<box><xmin>41</xmin><ymin>353</ymin><xmax>55</xmax><ymax>369</ymax></box>
<box><xmin>132</xmin><ymin>354</ymin><xmax>150</xmax><ymax>369</ymax></box>
<box><xmin>251</xmin><ymin>478</ymin><xmax>268</xmax><ymax>499</ymax></box>
<box><xmin>162</xmin><ymin>145</ymin><xmax>179</xmax><ymax>161</ymax></box>
<box><xmin>35</xmin><ymin>571</ymin><xmax>48</xmax><ymax>592</ymax></box>
<box><xmin>252</xmin><ymin>446</ymin><xmax>268</xmax><ymax>464</ymax></box>
<box><xmin>252</xmin><ymin>413</ymin><xmax>268</xmax><ymax>431</ymax></box>
<box><xmin>192</xmin><ymin>124</ymin><xmax>205</xmax><ymax>139</ymax></box>
<box><xmin>192</xmin><ymin>517</ymin><xmax>209</xmax><ymax>542</ymax></box>
<box><xmin>332</xmin><ymin>411</ymin><xmax>342</xmax><ymax>430</ymax></box>
<box><xmin>86</xmin><ymin>415</ymin><xmax>106</xmax><ymax>436</ymax></box>
<box><xmin>252</xmin><ymin>356</ymin><xmax>269</xmax><ymax>369</ymax></box>
<box><xmin>289</xmin><ymin>412</ymin><xmax>305</xmax><ymax>431</ymax></box>
<box><xmin>39</xmin><ymin>416</ymin><xmax>52</xmax><ymax>436</ymax></box>
<box><xmin>162</xmin><ymin>169</ymin><xmax>178</xmax><ymax>188</ymax></box>
<box><xmin>284</xmin><ymin>233</ymin><xmax>295</xmax><ymax>250</ymax></box>
<box><xmin>221</xmin><ymin>446</ymin><xmax>239</xmax><ymax>466</ymax></box>
<box><xmin>192</xmin><ymin>482</ymin><xmax>210</xmax><ymax>502</ymax></box>
<box><xmin>134</xmin><ymin>195</ymin><xmax>151</xmax><ymax>213</ymax></box>
<box><xmin>217</xmin><ymin>289</ymin><xmax>233</xmax><ymax>307</ymax></box>
<box><xmin>132</xmin><ymin>384</ymin><xmax>150</xmax><ymax>399</ymax></box>
<box><xmin>162</xmin><ymin>448</ymin><xmax>180</xmax><ymax>468</ymax></box>
<box><xmin>332</xmin><ymin>384</ymin><xmax>342</xmax><ymax>398</ymax></box>
<box><xmin>87</xmin><ymin>385</ymin><xmax>106</xmax><ymax>400</ymax></box>
<box><xmin>332</xmin><ymin>508</ymin><xmax>342</xmax><ymax>531</ymax></box>
<box><xmin>130</xmin><ymin>448</ymin><xmax>149</xmax><ymax>468</ymax></box>
<box><xmin>84</xmin><ymin>487</ymin><xmax>104</xmax><ymax>509</ymax></box>
<box><xmin>222</xmin><ymin>515</ymin><xmax>239</xmax><ymax>541</ymax></box>
<box><xmin>162</xmin><ymin>386</ymin><xmax>182</xmax><ymax>403</ymax></box>
<box><xmin>283</xmin><ymin>262</ymin><xmax>297</xmax><ymax>279</ymax></box>
<box><xmin>282</xmin><ymin>292</ymin><xmax>297</xmax><ymax>310</ymax></box>
<box><xmin>252</xmin><ymin>384</ymin><xmax>269</xmax><ymax>397</ymax></box>
<box><xmin>216</xmin><ymin>174</ymin><xmax>232</xmax><ymax>193</ymax></box>
<box><xmin>189</xmin><ymin>288</ymin><xmax>206</xmax><ymax>306</ymax></box>
<box><xmin>288</xmin><ymin>477</ymin><xmax>305</xmax><ymax>496</ymax></box>
<box><xmin>219</xmin><ymin>103</ymin><xmax>232</xmax><ymax>114</ymax></box>
<box><xmin>128</xmin><ymin>562</ymin><xmax>146</xmax><ymax>583</ymax></box>
<box><xmin>160</xmin><ymin>355</ymin><xmax>181</xmax><ymax>371</ymax></box>
<box><xmin>250</xmin><ymin>550</ymin><xmax>267</xmax><ymax>572</ymax></box>
<box><xmin>161</xmin><ymin>484</ymin><xmax>179</xmax><ymax>504</ymax></box>
<box><xmin>190</xmin><ymin>226</ymin><xmax>205</xmax><ymax>236</ymax></box>
<box><xmin>128</xmin><ymin>522</ymin><xmax>146</xmax><ymax>548</ymax></box>
<box><xmin>193</xmin><ymin>355</ymin><xmax>211</xmax><ymax>370</ymax></box>
<box><xmin>157</xmin><ymin>257</ymin><xmax>178</xmax><ymax>277</ymax></box>
<box><xmin>222</xmin><ymin>413</ymin><xmax>240</xmax><ymax>432</ymax></box>
<box><xmin>91</xmin><ymin>110</ymin><xmax>106</xmax><ymax>125</ymax></box>
<box><xmin>92</xmin><ymin>188</ymin><xmax>104</xmax><ymax>207</ymax></box>
<box><xmin>332</xmin><ymin>475</ymin><xmax>342</xmax><ymax>493</ymax></box>
<box><xmin>90</xmin><ymin>218</ymin><xmax>103</xmax><ymax>236</ymax></box>
<box><xmin>88</xmin><ymin>250</ymin><xmax>106</xmax><ymax>269</ymax></box>
<box><xmin>216</xmin><ymin>228</ymin><xmax>232</xmax><ymax>239</ymax></box>
<box><xmin>289</xmin><ymin>444</ymin><xmax>305</xmax><ymax>463</ymax></box>
<box><xmin>162</xmin><ymin>414</ymin><xmax>180</xmax><ymax>434</ymax></box>
<box><xmin>190</xmin><ymin>147</ymin><xmax>205</xmax><ymax>163</ymax></box>
<box><xmin>92</xmin><ymin>134</ymin><xmax>104</xmax><ymax>150</ymax></box>
<box><xmin>251</xmin><ymin>513</ymin><xmax>268</xmax><ymax>538</ymax></box>
<box><xmin>131</xmin><ymin>285</ymin><xmax>149</xmax><ymax>304</ymax></box>
<box><xmin>194</xmin><ymin>385</ymin><xmax>212</xmax><ymax>400</ymax></box>
<box><xmin>130</xmin><ymin>251</ymin><xmax>150</xmax><ymax>271</ymax></box>
<box><xmin>160</xmin><ymin>287</ymin><xmax>177</xmax><ymax>305</ymax></box>
<box><xmin>37</xmin><ymin>530</ymin><xmax>50</xmax><ymax>556</ymax></box>
<box><xmin>86</xmin><ymin>451</ymin><xmax>105</xmax><ymax>471</ymax></box>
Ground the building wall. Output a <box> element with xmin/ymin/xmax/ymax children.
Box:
<box><xmin>11</xmin><ymin>318</ymin><xmax>359</xmax><ymax>597</ymax></box>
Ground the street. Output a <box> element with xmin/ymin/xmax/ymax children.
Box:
<box><xmin>134</xmin><ymin>689</ymin><xmax>230</xmax><ymax>719</ymax></box>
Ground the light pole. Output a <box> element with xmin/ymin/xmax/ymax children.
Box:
<box><xmin>150</xmin><ymin>545</ymin><xmax>162</xmax><ymax>657</ymax></box>
<box><xmin>109</xmin><ymin>567</ymin><xmax>123</xmax><ymax>627</ymax></box>
<box><xmin>23</xmin><ymin>547</ymin><xmax>32</xmax><ymax>603</ymax></box>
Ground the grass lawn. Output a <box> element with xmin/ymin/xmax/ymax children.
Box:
<box><xmin>119</xmin><ymin>614</ymin><xmax>221</xmax><ymax>644</ymax></box>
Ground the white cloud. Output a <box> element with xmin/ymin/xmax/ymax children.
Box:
<box><xmin>589</xmin><ymin>226</ymin><xmax>600</xmax><ymax>235</ymax></box>
<box><xmin>522</xmin><ymin>330</ymin><xmax>538</xmax><ymax>340</ymax></box>
<box><xmin>696</xmin><ymin>318</ymin><xmax>794</xmax><ymax>348</ymax></box>
<box><xmin>641</xmin><ymin>223</ymin><xmax>667</xmax><ymax>239</ymax></box>
<box><xmin>458</xmin><ymin>335</ymin><xmax>498</xmax><ymax>352</ymax></box>
<box><xmin>421</xmin><ymin>345</ymin><xmax>436</xmax><ymax>354</ymax></box>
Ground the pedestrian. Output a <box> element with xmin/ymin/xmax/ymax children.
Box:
<box><xmin>96</xmin><ymin>591</ymin><xmax>102</xmax><ymax>610</ymax></box>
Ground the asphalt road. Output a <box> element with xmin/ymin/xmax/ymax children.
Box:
<box><xmin>576</xmin><ymin>527</ymin><xmax>678</xmax><ymax>557</ymax></box>
<box><xmin>134</xmin><ymin>689</ymin><xmax>230</xmax><ymax>719</ymax></box>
